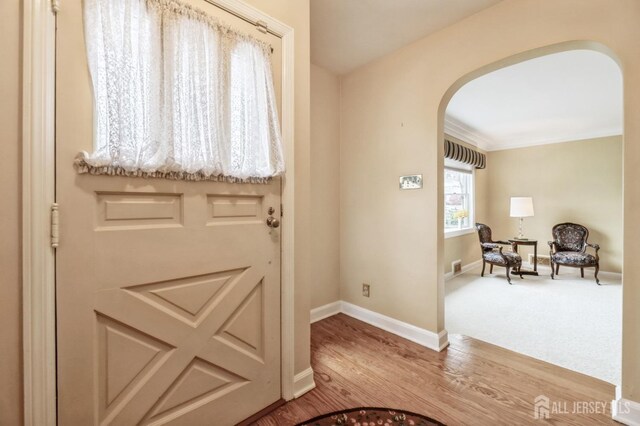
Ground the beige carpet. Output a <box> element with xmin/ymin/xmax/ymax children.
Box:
<box><xmin>445</xmin><ymin>264</ymin><xmax>621</xmax><ymax>384</ymax></box>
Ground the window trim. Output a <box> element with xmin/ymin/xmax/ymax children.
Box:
<box><xmin>445</xmin><ymin>228</ymin><xmax>476</xmax><ymax>239</ymax></box>
<box><xmin>444</xmin><ymin>164</ymin><xmax>476</xmax><ymax>239</ymax></box>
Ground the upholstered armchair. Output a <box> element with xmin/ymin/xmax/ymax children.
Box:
<box><xmin>476</xmin><ymin>223</ymin><xmax>523</xmax><ymax>284</ymax></box>
<box><xmin>549</xmin><ymin>223</ymin><xmax>600</xmax><ymax>284</ymax></box>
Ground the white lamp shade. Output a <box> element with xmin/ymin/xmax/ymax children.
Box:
<box><xmin>510</xmin><ymin>197</ymin><xmax>534</xmax><ymax>217</ymax></box>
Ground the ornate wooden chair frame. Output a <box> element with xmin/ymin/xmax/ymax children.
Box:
<box><xmin>549</xmin><ymin>222</ymin><xmax>600</xmax><ymax>285</ymax></box>
<box><xmin>475</xmin><ymin>223</ymin><xmax>523</xmax><ymax>284</ymax></box>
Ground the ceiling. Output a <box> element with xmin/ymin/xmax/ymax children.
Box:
<box><xmin>445</xmin><ymin>50</ymin><xmax>623</xmax><ymax>151</ymax></box>
<box><xmin>311</xmin><ymin>0</ymin><xmax>503</xmax><ymax>75</ymax></box>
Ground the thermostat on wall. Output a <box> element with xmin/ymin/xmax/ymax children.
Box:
<box><xmin>399</xmin><ymin>174</ymin><xmax>423</xmax><ymax>190</ymax></box>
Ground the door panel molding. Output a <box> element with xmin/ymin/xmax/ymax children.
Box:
<box><xmin>22</xmin><ymin>1</ymin><xmax>303</xmax><ymax>425</ymax></box>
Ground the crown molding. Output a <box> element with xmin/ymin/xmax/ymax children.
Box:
<box><xmin>445</xmin><ymin>115</ymin><xmax>622</xmax><ymax>152</ymax></box>
<box><xmin>486</xmin><ymin>128</ymin><xmax>623</xmax><ymax>152</ymax></box>
<box><xmin>444</xmin><ymin>115</ymin><xmax>492</xmax><ymax>151</ymax></box>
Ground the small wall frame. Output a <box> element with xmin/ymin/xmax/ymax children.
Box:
<box><xmin>399</xmin><ymin>174</ymin><xmax>423</xmax><ymax>190</ymax></box>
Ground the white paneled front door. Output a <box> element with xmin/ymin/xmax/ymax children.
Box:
<box><xmin>55</xmin><ymin>1</ymin><xmax>283</xmax><ymax>424</ymax></box>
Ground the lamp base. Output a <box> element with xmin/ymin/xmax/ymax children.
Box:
<box><xmin>516</xmin><ymin>218</ymin><xmax>526</xmax><ymax>241</ymax></box>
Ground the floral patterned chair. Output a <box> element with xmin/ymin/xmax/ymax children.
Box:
<box><xmin>549</xmin><ymin>223</ymin><xmax>600</xmax><ymax>284</ymax></box>
<box><xmin>476</xmin><ymin>223</ymin><xmax>523</xmax><ymax>284</ymax></box>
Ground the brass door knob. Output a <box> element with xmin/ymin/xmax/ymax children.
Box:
<box><xmin>266</xmin><ymin>216</ymin><xmax>280</xmax><ymax>228</ymax></box>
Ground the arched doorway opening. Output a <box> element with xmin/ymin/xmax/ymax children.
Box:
<box><xmin>439</xmin><ymin>42</ymin><xmax>624</xmax><ymax>384</ymax></box>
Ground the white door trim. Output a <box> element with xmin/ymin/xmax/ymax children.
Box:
<box><xmin>22</xmin><ymin>0</ymin><xmax>57</xmax><ymax>424</ymax></box>
<box><xmin>22</xmin><ymin>0</ymin><xmax>298</xmax><ymax>424</ymax></box>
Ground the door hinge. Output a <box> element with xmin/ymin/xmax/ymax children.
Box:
<box><xmin>280</xmin><ymin>204</ymin><xmax>283</xmax><ymax>217</ymax></box>
<box><xmin>256</xmin><ymin>20</ymin><xmax>268</xmax><ymax>34</ymax></box>
<box><xmin>51</xmin><ymin>0</ymin><xmax>60</xmax><ymax>14</ymax></box>
<box><xmin>51</xmin><ymin>203</ymin><xmax>59</xmax><ymax>249</ymax></box>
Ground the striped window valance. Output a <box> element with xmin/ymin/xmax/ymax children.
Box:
<box><xmin>444</xmin><ymin>139</ymin><xmax>486</xmax><ymax>169</ymax></box>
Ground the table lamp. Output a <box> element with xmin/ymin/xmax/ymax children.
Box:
<box><xmin>510</xmin><ymin>197</ymin><xmax>534</xmax><ymax>240</ymax></box>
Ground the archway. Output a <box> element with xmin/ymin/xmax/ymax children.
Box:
<box><xmin>436</xmin><ymin>41</ymin><xmax>623</xmax><ymax>383</ymax></box>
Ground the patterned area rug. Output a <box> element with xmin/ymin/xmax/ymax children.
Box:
<box><xmin>296</xmin><ymin>407</ymin><xmax>445</xmax><ymax>426</ymax></box>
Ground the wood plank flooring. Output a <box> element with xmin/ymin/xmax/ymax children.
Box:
<box><xmin>254</xmin><ymin>314</ymin><xmax>616</xmax><ymax>425</ymax></box>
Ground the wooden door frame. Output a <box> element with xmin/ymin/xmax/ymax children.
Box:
<box><xmin>22</xmin><ymin>0</ymin><xmax>298</xmax><ymax>424</ymax></box>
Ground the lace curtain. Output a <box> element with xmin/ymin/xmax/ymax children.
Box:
<box><xmin>77</xmin><ymin>0</ymin><xmax>285</xmax><ymax>183</ymax></box>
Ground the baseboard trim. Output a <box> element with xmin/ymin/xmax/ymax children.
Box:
<box><xmin>292</xmin><ymin>367</ymin><xmax>316</xmax><ymax>398</ymax></box>
<box><xmin>310</xmin><ymin>301</ymin><xmax>342</xmax><ymax>324</ymax></box>
<box><xmin>445</xmin><ymin>259</ymin><xmax>483</xmax><ymax>281</ymax></box>
<box><xmin>613</xmin><ymin>387</ymin><xmax>640</xmax><ymax>425</ymax></box>
<box><xmin>312</xmin><ymin>300</ymin><xmax>448</xmax><ymax>352</ymax></box>
<box><xmin>534</xmin><ymin>264</ymin><xmax>622</xmax><ymax>279</ymax></box>
<box><xmin>437</xmin><ymin>329</ymin><xmax>450</xmax><ymax>351</ymax></box>
<box><xmin>443</xmin><ymin>260</ymin><xmax>622</xmax><ymax>281</ymax></box>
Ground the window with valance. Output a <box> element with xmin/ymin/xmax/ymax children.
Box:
<box><xmin>444</xmin><ymin>139</ymin><xmax>483</xmax><ymax>236</ymax></box>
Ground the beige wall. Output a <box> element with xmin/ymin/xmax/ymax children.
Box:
<box><xmin>444</xmin><ymin>135</ymin><xmax>622</xmax><ymax>274</ymax></box>
<box><xmin>444</xmin><ymin>234</ymin><xmax>479</xmax><ymax>273</ymax></box>
<box><xmin>486</xmin><ymin>136</ymin><xmax>623</xmax><ymax>273</ymax></box>
<box><xmin>443</xmin><ymin>135</ymin><xmax>488</xmax><ymax>274</ymax></box>
<box><xmin>310</xmin><ymin>64</ymin><xmax>341</xmax><ymax>309</ymax></box>
<box><xmin>0</xmin><ymin>0</ymin><xmax>23</xmax><ymax>424</ymax></box>
<box><xmin>339</xmin><ymin>0</ymin><xmax>640</xmax><ymax>401</ymax></box>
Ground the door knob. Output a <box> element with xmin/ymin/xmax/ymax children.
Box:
<box><xmin>266</xmin><ymin>216</ymin><xmax>280</xmax><ymax>228</ymax></box>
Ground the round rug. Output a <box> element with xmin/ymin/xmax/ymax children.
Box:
<box><xmin>296</xmin><ymin>407</ymin><xmax>445</xmax><ymax>426</ymax></box>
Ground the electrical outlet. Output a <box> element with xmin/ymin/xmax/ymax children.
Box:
<box><xmin>362</xmin><ymin>283</ymin><xmax>370</xmax><ymax>297</ymax></box>
<box><xmin>452</xmin><ymin>260</ymin><xmax>462</xmax><ymax>274</ymax></box>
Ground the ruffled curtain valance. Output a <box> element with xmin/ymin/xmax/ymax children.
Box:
<box><xmin>76</xmin><ymin>0</ymin><xmax>285</xmax><ymax>183</ymax></box>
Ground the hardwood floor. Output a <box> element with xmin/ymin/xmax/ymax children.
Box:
<box><xmin>255</xmin><ymin>314</ymin><xmax>616</xmax><ymax>425</ymax></box>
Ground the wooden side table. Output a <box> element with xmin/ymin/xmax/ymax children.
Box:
<box><xmin>509</xmin><ymin>239</ymin><xmax>539</xmax><ymax>276</ymax></box>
